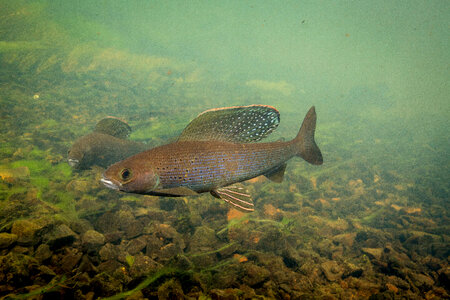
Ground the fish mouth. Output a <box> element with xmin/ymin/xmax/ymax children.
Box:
<box><xmin>67</xmin><ymin>158</ymin><xmax>79</xmax><ymax>167</ymax></box>
<box><xmin>100</xmin><ymin>175</ymin><xmax>120</xmax><ymax>190</ymax></box>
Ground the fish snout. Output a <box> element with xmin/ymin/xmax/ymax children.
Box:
<box><xmin>68</xmin><ymin>158</ymin><xmax>79</xmax><ymax>167</ymax></box>
<box><xmin>100</xmin><ymin>175</ymin><xmax>120</xmax><ymax>190</ymax></box>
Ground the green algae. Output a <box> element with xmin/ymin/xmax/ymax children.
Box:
<box><xmin>7</xmin><ymin>276</ymin><xmax>67</xmax><ymax>300</ymax></box>
<box><xmin>125</xmin><ymin>254</ymin><xmax>135</xmax><ymax>268</ymax></box>
<box><xmin>103</xmin><ymin>268</ymin><xmax>178</xmax><ymax>300</ymax></box>
<box><xmin>11</xmin><ymin>159</ymin><xmax>50</xmax><ymax>174</ymax></box>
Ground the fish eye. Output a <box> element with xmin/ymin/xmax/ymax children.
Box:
<box><xmin>120</xmin><ymin>168</ymin><xmax>132</xmax><ymax>181</ymax></box>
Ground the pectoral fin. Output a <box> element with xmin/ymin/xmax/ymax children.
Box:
<box><xmin>211</xmin><ymin>185</ymin><xmax>254</xmax><ymax>212</ymax></box>
<box><xmin>263</xmin><ymin>163</ymin><xmax>286</xmax><ymax>183</ymax></box>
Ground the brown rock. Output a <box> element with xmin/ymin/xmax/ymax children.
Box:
<box><xmin>0</xmin><ymin>233</ymin><xmax>17</xmax><ymax>248</ymax></box>
<box><xmin>99</xmin><ymin>243</ymin><xmax>119</xmax><ymax>261</ymax></box>
<box><xmin>362</xmin><ymin>247</ymin><xmax>383</xmax><ymax>261</ymax></box>
<box><xmin>60</xmin><ymin>248</ymin><xmax>83</xmax><ymax>272</ymax></box>
<box><xmin>333</xmin><ymin>233</ymin><xmax>356</xmax><ymax>248</ymax></box>
<box><xmin>126</xmin><ymin>236</ymin><xmax>148</xmax><ymax>255</ymax></box>
<box><xmin>385</xmin><ymin>283</ymin><xmax>398</xmax><ymax>293</ymax></box>
<box><xmin>129</xmin><ymin>253</ymin><xmax>160</xmax><ymax>277</ymax></box>
<box><xmin>410</xmin><ymin>272</ymin><xmax>434</xmax><ymax>291</ymax></box>
<box><xmin>157</xmin><ymin>278</ymin><xmax>184</xmax><ymax>299</ymax></box>
<box><xmin>11</xmin><ymin>220</ymin><xmax>44</xmax><ymax>246</ymax></box>
<box><xmin>189</xmin><ymin>226</ymin><xmax>218</xmax><ymax>252</ymax></box>
<box><xmin>43</xmin><ymin>224</ymin><xmax>77</xmax><ymax>249</ymax></box>
<box><xmin>321</xmin><ymin>261</ymin><xmax>344</xmax><ymax>282</ymax></box>
<box><xmin>242</xmin><ymin>263</ymin><xmax>270</xmax><ymax>286</ymax></box>
<box><xmin>81</xmin><ymin>230</ymin><xmax>105</xmax><ymax>252</ymax></box>
<box><xmin>103</xmin><ymin>231</ymin><xmax>124</xmax><ymax>244</ymax></box>
<box><xmin>34</xmin><ymin>244</ymin><xmax>52</xmax><ymax>262</ymax></box>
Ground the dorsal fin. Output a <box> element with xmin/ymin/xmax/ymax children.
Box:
<box><xmin>94</xmin><ymin>117</ymin><xmax>131</xmax><ymax>139</ymax></box>
<box><xmin>178</xmin><ymin>105</ymin><xmax>280</xmax><ymax>143</ymax></box>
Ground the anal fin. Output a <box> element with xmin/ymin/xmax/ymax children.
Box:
<box><xmin>263</xmin><ymin>163</ymin><xmax>286</xmax><ymax>183</ymax></box>
<box><xmin>211</xmin><ymin>184</ymin><xmax>254</xmax><ymax>212</ymax></box>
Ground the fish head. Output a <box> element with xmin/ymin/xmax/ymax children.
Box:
<box><xmin>67</xmin><ymin>139</ymin><xmax>88</xmax><ymax>169</ymax></box>
<box><xmin>101</xmin><ymin>157</ymin><xmax>160</xmax><ymax>194</ymax></box>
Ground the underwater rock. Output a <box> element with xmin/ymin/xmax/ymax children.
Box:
<box><xmin>409</xmin><ymin>272</ymin><xmax>434</xmax><ymax>291</ymax></box>
<box><xmin>263</xmin><ymin>204</ymin><xmax>284</xmax><ymax>220</ymax></box>
<box><xmin>362</xmin><ymin>247</ymin><xmax>383</xmax><ymax>261</ymax></box>
<box><xmin>69</xmin><ymin>218</ymin><xmax>93</xmax><ymax>235</ymax></box>
<box><xmin>98</xmin><ymin>259</ymin><xmax>124</xmax><ymax>274</ymax></box>
<box><xmin>78</xmin><ymin>254</ymin><xmax>98</xmax><ymax>274</ymax></box>
<box><xmin>11</xmin><ymin>219</ymin><xmax>45</xmax><ymax>246</ymax></box>
<box><xmin>242</xmin><ymin>262</ymin><xmax>271</xmax><ymax>287</ymax></box>
<box><xmin>210</xmin><ymin>288</ymin><xmax>242</xmax><ymax>300</ymax></box>
<box><xmin>332</xmin><ymin>232</ymin><xmax>356</xmax><ymax>249</ymax></box>
<box><xmin>437</xmin><ymin>266</ymin><xmax>450</xmax><ymax>290</ymax></box>
<box><xmin>99</xmin><ymin>243</ymin><xmax>119</xmax><ymax>261</ymax></box>
<box><xmin>91</xmin><ymin>272</ymin><xmax>122</xmax><ymax>297</ymax></box>
<box><xmin>116</xmin><ymin>209</ymin><xmax>143</xmax><ymax>239</ymax></box>
<box><xmin>81</xmin><ymin>230</ymin><xmax>106</xmax><ymax>253</ymax></box>
<box><xmin>321</xmin><ymin>260</ymin><xmax>344</xmax><ymax>282</ymax></box>
<box><xmin>189</xmin><ymin>226</ymin><xmax>218</xmax><ymax>252</ymax></box>
<box><xmin>129</xmin><ymin>253</ymin><xmax>161</xmax><ymax>278</ymax></box>
<box><xmin>157</xmin><ymin>278</ymin><xmax>185</xmax><ymax>299</ymax></box>
<box><xmin>0</xmin><ymin>252</ymin><xmax>39</xmax><ymax>287</ymax></box>
<box><xmin>34</xmin><ymin>244</ymin><xmax>52</xmax><ymax>263</ymax></box>
<box><xmin>166</xmin><ymin>254</ymin><xmax>194</xmax><ymax>270</ymax></box>
<box><xmin>145</xmin><ymin>223</ymin><xmax>185</xmax><ymax>261</ymax></box>
<box><xmin>43</xmin><ymin>224</ymin><xmax>77</xmax><ymax>249</ymax></box>
<box><xmin>0</xmin><ymin>232</ymin><xmax>18</xmax><ymax>249</ymax></box>
<box><xmin>103</xmin><ymin>231</ymin><xmax>124</xmax><ymax>244</ymax></box>
<box><xmin>94</xmin><ymin>212</ymin><xmax>120</xmax><ymax>234</ymax></box>
<box><xmin>126</xmin><ymin>235</ymin><xmax>148</xmax><ymax>255</ymax></box>
<box><xmin>60</xmin><ymin>247</ymin><xmax>83</xmax><ymax>272</ymax></box>
<box><xmin>37</xmin><ymin>264</ymin><xmax>56</xmax><ymax>280</ymax></box>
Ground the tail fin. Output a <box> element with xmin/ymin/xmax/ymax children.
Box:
<box><xmin>295</xmin><ymin>106</ymin><xmax>323</xmax><ymax>165</ymax></box>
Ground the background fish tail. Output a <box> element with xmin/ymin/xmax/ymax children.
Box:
<box><xmin>294</xmin><ymin>106</ymin><xmax>323</xmax><ymax>165</ymax></box>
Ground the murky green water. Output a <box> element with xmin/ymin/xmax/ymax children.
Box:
<box><xmin>0</xmin><ymin>1</ymin><xmax>448</xmax><ymax>299</ymax></box>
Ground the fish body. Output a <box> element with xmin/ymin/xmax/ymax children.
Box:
<box><xmin>101</xmin><ymin>105</ymin><xmax>323</xmax><ymax>211</ymax></box>
<box><xmin>68</xmin><ymin>117</ymin><xmax>149</xmax><ymax>169</ymax></box>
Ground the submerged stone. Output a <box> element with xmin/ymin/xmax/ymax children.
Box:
<box><xmin>0</xmin><ymin>233</ymin><xmax>18</xmax><ymax>249</ymax></box>
<box><xmin>321</xmin><ymin>261</ymin><xmax>344</xmax><ymax>282</ymax></box>
<box><xmin>34</xmin><ymin>244</ymin><xmax>52</xmax><ymax>263</ymax></box>
<box><xmin>43</xmin><ymin>224</ymin><xmax>77</xmax><ymax>249</ymax></box>
<box><xmin>81</xmin><ymin>230</ymin><xmax>106</xmax><ymax>252</ymax></box>
<box><xmin>361</xmin><ymin>247</ymin><xmax>383</xmax><ymax>261</ymax></box>
<box><xmin>11</xmin><ymin>219</ymin><xmax>45</xmax><ymax>246</ymax></box>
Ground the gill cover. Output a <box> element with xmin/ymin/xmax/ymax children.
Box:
<box><xmin>117</xmin><ymin>167</ymin><xmax>160</xmax><ymax>193</ymax></box>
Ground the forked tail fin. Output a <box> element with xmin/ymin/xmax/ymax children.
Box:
<box><xmin>295</xmin><ymin>106</ymin><xmax>323</xmax><ymax>165</ymax></box>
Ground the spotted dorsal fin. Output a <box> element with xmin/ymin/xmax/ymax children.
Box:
<box><xmin>94</xmin><ymin>117</ymin><xmax>131</xmax><ymax>139</ymax></box>
<box><xmin>178</xmin><ymin>105</ymin><xmax>280</xmax><ymax>143</ymax></box>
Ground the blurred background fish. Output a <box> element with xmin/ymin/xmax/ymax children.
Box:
<box><xmin>68</xmin><ymin>117</ymin><xmax>150</xmax><ymax>169</ymax></box>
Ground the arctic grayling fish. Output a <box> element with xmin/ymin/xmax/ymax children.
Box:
<box><xmin>101</xmin><ymin>105</ymin><xmax>323</xmax><ymax>212</ymax></box>
<box><xmin>68</xmin><ymin>117</ymin><xmax>149</xmax><ymax>170</ymax></box>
